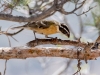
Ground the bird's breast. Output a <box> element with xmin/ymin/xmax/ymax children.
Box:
<box><xmin>32</xmin><ymin>25</ymin><xmax>59</xmax><ymax>35</ymax></box>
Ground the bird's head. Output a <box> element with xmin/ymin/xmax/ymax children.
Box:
<box><xmin>59</xmin><ymin>23</ymin><xmax>70</xmax><ymax>37</ymax></box>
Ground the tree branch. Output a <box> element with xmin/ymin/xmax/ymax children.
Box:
<box><xmin>0</xmin><ymin>37</ymin><xmax>99</xmax><ymax>60</ymax></box>
<box><xmin>0</xmin><ymin>0</ymin><xmax>91</xmax><ymax>22</ymax></box>
<box><xmin>27</xmin><ymin>38</ymin><xmax>93</xmax><ymax>47</ymax></box>
<box><xmin>0</xmin><ymin>5</ymin><xmax>55</xmax><ymax>22</ymax></box>
<box><xmin>0</xmin><ymin>46</ymin><xmax>98</xmax><ymax>60</ymax></box>
<box><xmin>0</xmin><ymin>0</ymin><xmax>65</xmax><ymax>22</ymax></box>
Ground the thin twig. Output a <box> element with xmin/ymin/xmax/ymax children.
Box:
<box><xmin>6</xmin><ymin>35</ymin><xmax>11</xmax><ymax>47</ymax></box>
<box><xmin>0</xmin><ymin>28</ymin><xmax>23</xmax><ymax>46</ymax></box>
<box><xmin>3</xmin><ymin>60</ymin><xmax>7</xmax><ymax>75</ymax></box>
<box><xmin>74</xmin><ymin>6</ymin><xmax>97</xmax><ymax>16</ymax></box>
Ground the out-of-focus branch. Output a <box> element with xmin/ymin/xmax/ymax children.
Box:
<box><xmin>75</xmin><ymin>6</ymin><xmax>96</xmax><ymax>16</ymax></box>
<box><xmin>0</xmin><ymin>6</ymin><xmax>55</xmax><ymax>22</ymax></box>
<box><xmin>0</xmin><ymin>0</ymin><xmax>68</xmax><ymax>22</ymax></box>
<box><xmin>0</xmin><ymin>29</ymin><xmax>23</xmax><ymax>36</ymax></box>
<box><xmin>0</xmin><ymin>0</ymin><xmax>93</xmax><ymax>22</ymax></box>
<box><xmin>0</xmin><ymin>28</ymin><xmax>24</xmax><ymax>46</ymax></box>
<box><xmin>58</xmin><ymin>0</ymin><xmax>94</xmax><ymax>16</ymax></box>
<box><xmin>58</xmin><ymin>0</ymin><xmax>86</xmax><ymax>14</ymax></box>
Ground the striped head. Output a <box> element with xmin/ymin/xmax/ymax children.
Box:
<box><xmin>59</xmin><ymin>23</ymin><xmax>70</xmax><ymax>37</ymax></box>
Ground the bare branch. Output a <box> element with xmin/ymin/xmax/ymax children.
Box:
<box><xmin>28</xmin><ymin>0</ymin><xmax>53</xmax><ymax>15</ymax></box>
<box><xmin>0</xmin><ymin>28</ymin><xmax>23</xmax><ymax>46</ymax></box>
<box><xmin>59</xmin><ymin>0</ymin><xmax>87</xmax><ymax>15</ymax></box>
<box><xmin>0</xmin><ymin>0</ymin><xmax>89</xmax><ymax>22</ymax></box>
<box><xmin>0</xmin><ymin>0</ymin><xmax>60</xmax><ymax>22</ymax></box>
<box><xmin>0</xmin><ymin>46</ymin><xmax>98</xmax><ymax>60</ymax></box>
<box><xmin>0</xmin><ymin>0</ymin><xmax>92</xmax><ymax>22</ymax></box>
<box><xmin>6</xmin><ymin>35</ymin><xmax>11</xmax><ymax>47</ymax></box>
<box><xmin>3</xmin><ymin>60</ymin><xmax>7</xmax><ymax>75</ymax></box>
<box><xmin>0</xmin><ymin>3</ymin><xmax>57</xmax><ymax>22</ymax></box>
<box><xmin>73</xmin><ymin>53</ymin><xmax>81</xmax><ymax>75</ymax></box>
<box><xmin>74</xmin><ymin>6</ymin><xmax>96</xmax><ymax>16</ymax></box>
<box><xmin>0</xmin><ymin>29</ymin><xmax>23</xmax><ymax>36</ymax></box>
<box><xmin>0</xmin><ymin>36</ymin><xmax>100</xmax><ymax>60</ymax></box>
<box><xmin>0</xmin><ymin>0</ymin><xmax>20</xmax><ymax>14</ymax></box>
<box><xmin>27</xmin><ymin>38</ymin><xmax>93</xmax><ymax>47</ymax></box>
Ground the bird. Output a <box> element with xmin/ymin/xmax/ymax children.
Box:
<box><xmin>11</xmin><ymin>20</ymin><xmax>70</xmax><ymax>38</ymax></box>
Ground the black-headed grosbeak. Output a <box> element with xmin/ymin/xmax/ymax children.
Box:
<box><xmin>11</xmin><ymin>20</ymin><xmax>70</xmax><ymax>38</ymax></box>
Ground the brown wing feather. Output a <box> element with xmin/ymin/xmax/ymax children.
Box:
<box><xmin>12</xmin><ymin>20</ymin><xmax>58</xmax><ymax>30</ymax></box>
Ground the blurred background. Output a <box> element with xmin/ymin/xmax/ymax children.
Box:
<box><xmin>0</xmin><ymin>0</ymin><xmax>100</xmax><ymax>75</ymax></box>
